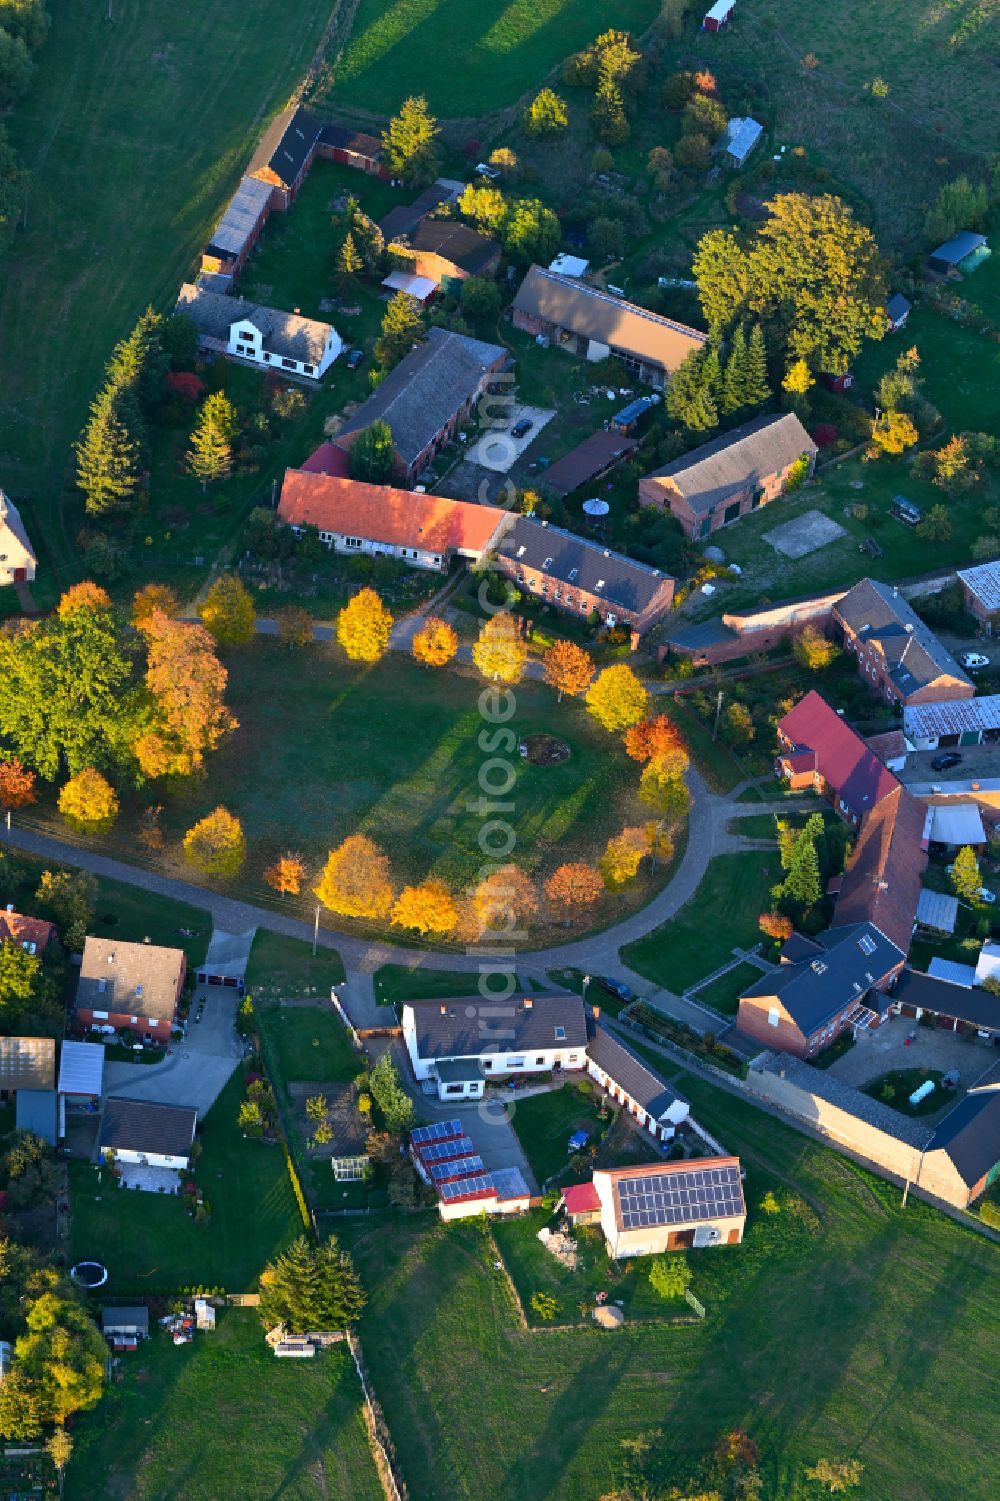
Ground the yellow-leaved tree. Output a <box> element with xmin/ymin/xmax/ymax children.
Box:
<box><xmin>315</xmin><ymin>834</ymin><xmax>393</xmax><ymax>919</ymax></box>
<box><xmin>391</xmin><ymin>878</ymin><xmax>459</xmax><ymax>935</ymax></box>
<box><xmin>57</xmin><ymin>768</ymin><xmax>119</xmax><ymax>834</ymax></box>
<box><xmin>198</xmin><ymin>574</ymin><xmax>256</xmax><ymax>647</ymax></box>
<box><xmin>472</xmin><ymin>863</ymin><xmax>538</xmax><ymax>935</ymax></box>
<box><xmin>585</xmin><ymin>664</ymin><xmax>649</xmax><ymax>732</ymax></box>
<box><xmin>337</xmin><ymin>588</ymin><xmax>393</xmax><ymax>663</ymax></box>
<box><xmin>599</xmin><ymin>826</ymin><xmax>649</xmax><ymax>888</ymax></box>
<box><xmin>183</xmin><ymin>806</ymin><xmax>246</xmax><ymax>877</ymax></box>
<box><xmin>412</xmin><ymin>616</ymin><xmax>458</xmax><ymax>668</ymax></box>
<box><xmin>56</xmin><ymin>581</ymin><xmax>113</xmax><ymax>618</ymax></box>
<box><xmin>472</xmin><ymin>612</ymin><xmax>527</xmax><ymax>684</ymax></box>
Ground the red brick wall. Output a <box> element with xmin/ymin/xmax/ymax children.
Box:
<box><xmin>76</xmin><ymin>1009</ymin><xmax>171</xmax><ymax>1038</ymax></box>
<box><xmin>736</xmin><ymin>996</ymin><xmax>808</xmax><ymax>1057</ymax></box>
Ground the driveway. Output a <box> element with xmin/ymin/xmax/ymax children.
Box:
<box><xmin>102</xmin><ymin>984</ymin><xmax>243</xmax><ymax>1119</ymax></box>
<box><xmin>827</xmin><ymin>1014</ymin><xmax>1000</xmax><ymax>1097</ymax></box>
<box><xmin>467</xmin><ymin>405</ymin><xmax>556</xmax><ymax>471</ymax></box>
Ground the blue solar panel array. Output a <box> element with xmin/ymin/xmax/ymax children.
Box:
<box><xmin>411</xmin><ymin>1119</ymin><xmax>463</xmax><ymax>1147</ymax></box>
<box><xmin>428</xmin><ymin>1154</ymin><xmax>484</xmax><ymax>1183</ymax></box>
<box><xmin>490</xmin><ymin>1166</ymin><xmax>529</xmax><ymax>1202</ymax></box>
<box><xmin>418</xmin><ymin>1135</ymin><xmax>475</xmax><ymax>1164</ymax></box>
<box><xmin>616</xmin><ymin>1164</ymin><xmax>743</xmax><ymax>1231</ymax></box>
<box><xmin>439</xmin><ymin>1173</ymin><xmax>495</xmax><ymax>1203</ymax></box>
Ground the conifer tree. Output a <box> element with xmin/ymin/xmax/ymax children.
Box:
<box><xmin>374</xmin><ymin>291</ymin><xmax>425</xmax><ymax>370</ymax></box>
<box><xmin>75</xmin><ymin>386</ymin><xmax>142</xmax><ymax>515</ymax></box>
<box><xmin>701</xmin><ymin>345</ymin><xmax>723</xmax><ymax>401</ymax></box>
<box><xmin>744</xmin><ymin>322</ymin><xmax>771</xmax><ymax>407</ymax></box>
<box><xmin>188</xmin><ymin>391</ymin><xmax>238</xmax><ymax>488</ymax></box>
<box><xmin>381</xmin><ymin>95</ymin><xmax>441</xmax><ymax>186</ymax></box>
<box><xmin>338</xmin><ymin>231</ymin><xmax>363</xmax><ymax>284</ymax></box>
<box><xmin>722</xmin><ymin>324</ymin><xmax>748</xmax><ymax>414</ymax></box>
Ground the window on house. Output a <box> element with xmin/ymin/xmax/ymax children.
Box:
<box><xmin>858</xmin><ymin>933</ymin><xmax>877</xmax><ymax>956</ymax></box>
<box><xmin>767</xmin><ymin>1006</ymin><xmax>780</xmax><ymax>1027</ymax></box>
<box><xmin>302</xmin><ymin>364</ymin><xmax>314</xmax><ymax>375</ymax></box>
<box><xmin>130</xmin><ymin>1016</ymin><xmax>138</xmax><ymax>1025</ymax></box>
<box><xmin>344</xmin><ymin>536</ymin><xmax>362</xmax><ymax>548</ymax></box>
<box><xmin>507</xmin><ymin>1056</ymin><xmax>525</xmax><ymax>1069</ymax></box>
<box><xmin>534</xmin><ymin>1055</ymin><xmax>545</xmax><ymax>1064</ymax></box>
<box><xmin>93</xmin><ymin>1010</ymin><xmax>108</xmax><ymax>1021</ymax></box>
<box><xmin>281</xmin><ymin>358</ymin><xmax>296</xmax><ymax>370</ymax></box>
<box><xmin>554</xmin><ymin>1025</ymin><xmax>566</xmax><ymax>1041</ymax></box>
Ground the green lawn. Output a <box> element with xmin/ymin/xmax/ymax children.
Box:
<box><xmin>690</xmin><ymin>960</ymin><xmax>764</xmax><ymax>1018</ymax></box>
<box><xmin>864</xmin><ymin>1069</ymin><xmax>947</xmax><ymax>1117</ymax></box>
<box><xmin>509</xmin><ymin>1082</ymin><xmax>606</xmax><ymax>1186</ymax></box>
<box><xmin>335</xmin><ymin>1073</ymin><xmax>1000</xmax><ymax>1501</ymax></box>
<box><xmin>661</xmin><ymin>698</ymin><xmax>745</xmax><ymax>795</ymax></box>
<box><xmin>255</xmin><ymin>1000</ymin><xmax>362</xmax><ymax>1087</ymax></box>
<box><xmin>621</xmin><ymin>851</ymin><xmax>782</xmax><ymax>994</ymax></box>
<box><xmin>373</xmin><ymin>964</ymin><xmax>548</xmax><ymax>1006</ymax></box>
<box><xmin>0</xmin><ymin>0</ymin><xmax>334</xmax><ymax>592</ymax></box>
<box><xmin>68</xmin><ymin>1074</ymin><xmax>302</xmax><ymax>1294</ymax></box>
<box><xmin>317</xmin><ymin>0</ymin><xmax>660</xmax><ymax>117</ymax></box>
<box><xmin>66</xmin><ymin>1310</ymin><xmax>382</xmax><ymax>1501</ymax></box>
<box><xmin>244</xmin><ymin>930</ymin><xmax>346</xmax><ymax>998</ymax></box>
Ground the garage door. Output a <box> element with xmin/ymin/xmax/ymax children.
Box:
<box><xmin>960</xmin><ymin>730</ymin><xmax>981</xmax><ymax>746</ymax></box>
<box><xmin>196</xmin><ymin>972</ymin><xmax>239</xmax><ymax>988</ymax></box>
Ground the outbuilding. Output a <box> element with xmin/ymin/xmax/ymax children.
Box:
<box><xmin>928</xmin><ymin>232</ymin><xmax>989</xmax><ymax>276</ymax></box>
<box><xmin>560</xmin><ymin>1181</ymin><xmax>602</xmax><ymax>1226</ymax></box>
<box><xmin>957</xmin><ymin>560</ymin><xmax>1000</xmax><ymax>632</ymax></box>
<box><xmin>703</xmin><ymin>0</ymin><xmax>735</xmax><ymax>31</ymax></box>
<box><xmin>102</xmin><ymin>1307</ymin><xmax>150</xmax><ymax>1348</ymax></box>
<box><xmin>721</xmin><ymin>117</ymin><xmax>763</xmax><ymax>169</ymax></box>
<box><xmin>903</xmin><ymin>694</ymin><xmax>1000</xmax><ymax>750</ymax></box>
<box><xmin>593</xmin><ymin>1158</ymin><xmax>746</xmax><ymax>1259</ymax></box>
<box><xmin>885</xmin><ymin>293</ymin><xmax>912</xmax><ymax>331</ymax></box>
<box><xmin>98</xmin><ymin>1098</ymin><xmax>198</xmax><ymax>1171</ymax></box>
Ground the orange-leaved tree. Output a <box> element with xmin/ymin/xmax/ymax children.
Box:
<box><xmin>412</xmin><ymin>616</ymin><xmax>458</xmax><ymax>668</ymax></box>
<box><xmin>624</xmin><ymin>714</ymin><xmax>686</xmax><ymax>765</ymax></box>
<box><xmin>183</xmin><ymin>806</ymin><xmax>246</xmax><ymax>877</ymax></box>
<box><xmin>472</xmin><ymin>612</ymin><xmax>527</xmax><ymax>684</ymax></box>
<box><xmin>542</xmin><ymin>640</ymin><xmax>594</xmax><ymax>702</ymax></box>
<box><xmin>391</xmin><ymin>879</ymin><xmax>459</xmax><ymax>935</ymax></box>
<box><xmin>275</xmin><ymin>606</ymin><xmax>315</xmax><ymax>649</ymax></box>
<box><xmin>57</xmin><ymin>768</ymin><xmax>119</xmax><ymax>833</ymax></box>
<box><xmin>759</xmin><ymin>910</ymin><xmax>793</xmax><ymax>942</ymax></box>
<box><xmin>337</xmin><ymin>588</ymin><xmax>393</xmax><ymax>663</ymax></box>
<box><xmin>585</xmin><ymin>664</ymin><xmax>649</xmax><ymax>732</ymax></box>
<box><xmin>264</xmin><ymin>853</ymin><xmax>307</xmax><ymax>897</ymax></box>
<box><xmin>56</xmin><ymin>581</ymin><xmax>113</xmax><ymax>618</ymax></box>
<box><xmin>132</xmin><ymin>583</ymin><xmax>180</xmax><ymax>629</ymax></box>
<box><xmin>472</xmin><ymin>864</ymin><xmax>538</xmax><ymax>936</ymax></box>
<box><xmin>0</xmin><ymin>758</ymin><xmax>37</xmax><ymax>811</ymax></box>
<box><xmin>137</xmin><ymin>612</ymin><xmax>237</xmax><ymax>776</ymax></box>
<box><xmin>545</xmin><ymin>862</ymin><xmax>604</xmax><ymax>919</ymax></box>
<box><xmin>315</xmin><ymin>834</ymin><xmax>393</xmax><ymax>919</ymax></box>
<box><xmin>599</xmin><ymin>826</ymin><xmax>649</xmax><ymax>888</ymax></box>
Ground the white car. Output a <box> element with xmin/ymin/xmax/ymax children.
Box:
<box><xmin>978</xmin><ymin>887</ymin><xmax>997</xmax><ymax>905</ymax></box>
<box><xmin>960</xmin><ymin>651</ymin><xmax>990</xmax><ymax>670</ymax></box>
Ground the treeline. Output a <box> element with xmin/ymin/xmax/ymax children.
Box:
<box><xmin>0</xmin><ymin>0</ymin><xmax>50</xmax><ymax>256</ymax></box>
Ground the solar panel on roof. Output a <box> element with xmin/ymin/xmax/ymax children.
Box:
<box><xmin>490</xmin><ymin>1167</ymin><xmax>529</xmax><ymax>1201</ymax></box>
<box><xmin>418</xmin><ymin>1136</ymin><xmax>476</xmax><ymax>1164</ymax></box>
<box><xmin>410</xmin><ymin>1119</ymin><xmax>464</xmax><ymax>1146</ymax></box>
<box><xmin>428</xmin><ymin>1155</ymin><xmax>484</xmax><ymax>1183</ymax></box>
<box><xmin>439</xmin><ymin>1173</ymin><xmax>496</xmax><ymax>1202</ymax></box>
<box><xmin>615</xmin><ymin>1164</ymin><xmax>743</xmax><ymax>1230</ymax></box>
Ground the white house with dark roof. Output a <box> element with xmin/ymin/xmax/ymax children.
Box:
<box><xmin>98</xmin><ymin>1098</ymin><xmax>197</xmax><ymax>1172</ymax></box>
<box><xmin>0</xmin><ymin>492</ymin><xmax>37</xmax><ymax>584</ymax></box>
<box><xmin>402</xmin><ymin>994</ymin><xmax>588</xmax><ymax>1100</ymax></box>
<box><xmin>174</xmin><ymin>283</ymin><xmax>342</xmax><ymax>381</ymax></box>
<box><xmin>586</xmin><ymin>1022</ymin><xmax>689</xmax><ymax>1140</ymax></box>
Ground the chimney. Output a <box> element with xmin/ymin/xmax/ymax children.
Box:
<box><xmin>439</xmin><ymin>1004</ymin><xmax>447</xmax><ymax>1016</ymax></box>
<box><xmin>523</xmin><ymin>997</ymin><xmax>533</xmax><ymax>1010</ymax></box>
<box><xmin>592</xmin><ymin>1003</ymin><xmax>601</xmax><ymax>1020</ymax></box>
<box><xmin>5</xmin><ymin>903</ymin><xmax>12</xmax><ymax>913</ymax></box>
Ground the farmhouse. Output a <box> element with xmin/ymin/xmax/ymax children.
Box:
<box><xmin>904</xmin><ymin>695</ymin><xmax>1000</xmax><ymax>751</ymax></box>
<box><xmin>593</xmin><ymin>1158</ymin><xmax>746</xmax><ymax>1260</ymax></box>
<box><xmin>0</xmin><ymin>492</ymin><xmax>37</xmax><ymax>585</ymax></box>
<box><xmin>638</xmin><ymin>413</ymin><xmax>817</xmax><ymax>539</ymax></box>
<box><xmin>928</xmin><ymin>231</ymin><xmax>989</xmax><ymax>276</ymax></box>
<box><xmin>0</xmin><ymin>1036</ymin><xmax>55</xmax><ymax>1096</ymax></box>
<box><xmin>0</xmin><ymin>906</ymin><xmax>56</xmax><ymax>954</ymax></box>
<box><xmin>737</xmin><ymin>922</ymin><xmax>906</xmax><ymax>1059</ymax></box>
<box><xmin>387</xmin><ymin>218</ymin><xmax>500</xmax><ymax>289</ymax></box>
<box><xmin>775</xmin><ymin>690</ymin><xmax>900</xmax><ymax>825</ymax></box>
<box><xmin>721</xmin><ymin>117</ymin><xmax>763</xmax><ymax>169</ymax></box>
<box><xmin>512</xmin><ymin>265</ymin><xmax>706</xmax><ymax>389</ymax></box>
<box><xmin>832</xmin><ymin>578</ymin><xmax>973</xmax><ymax>707</ymax></box>
<box><xmin>495</xmin><ymin>517</ymin><xmax>676</xmax><ymax>635</ymax></box>
<box><xmin>919</xmin><ymin>1086</ymin><xmax>1000</xmax><ymax>1208</ymax></box>
<box><xmin>98</xmin><ymin>1098</ymin><xmax>198</xmax><ymax>1171</ymax></box>
<box><xmin>333</xmin><ymin>326</ymin><xmax>506</xmax><ymax>484</ymax></box>
<box><xmin>957</xmin><ymin>560</ymin><xmax>1000</xmax><ymax>632</ymax></box>
<box><xmin>402</xmin><ymin>994</ymin><xmax>588</xmax><ymax>1100</ymax></box>
<box><xmin>585</xmin><ymin>1021</ymin><xmax>690</xmax><ymax>1141</ymax></box>
<box><xmin>75</xmin><ymin>937</ymin><xmax>186</xmax><ymax>1042</ymax></box>
<box><xmin>277</xmin><ymin>471</ymin><xmax>510</xmax><ymax>571</ymax></box>
<box><xmin>539</xmin><ymin>430</ymin><xmax>638</xmax><ymax>498</ymax></box>
<box><xmin>175</xmin><ymin>283</ymin><xmax>342</xmax><ymax>382</ymax></box>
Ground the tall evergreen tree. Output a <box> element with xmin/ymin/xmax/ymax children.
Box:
<box><xmin>106</xmin><ymin>307</ymin><xmax>168</xmax><ymax>413</ymax></box>
<box><xmin>381</xmin><ymin>95</ymin><xmax>440</xmax><ymax>186</ymax></box>
<box><xmin>337</xmin><ymin>231</ymin><xmax>363</xmax><ymax>285</ymax></box>
<box><xmin>667</xmin><ymin>350</ymin><xmax>718</xmax><ymax>431</ymax></box>
<box><xmin>374</xmin><ymin>291</ymin><xmax>425</xmax><ymax>370</ymax></box>
<box><xmin>744</xmin><ymin>322</ymin><xmax>771</xmax><ymax>407</ymax></box>
<box><xmin>75</xmin><ymin>386</ymin><xmax>142</xmax><ymax>515</ymax></box>
<box><xmin>721</xmin><ymin>324</ymin><xmax>748</xmax><ymax>414</ymax></box>
<box><xmin>188</xmin><ymin>391</ymin><xmax>238</xmax><ymax>488</ymax></box>
<box><xmin>258</xmin><ymin>1235</ymin><xmax>365</xmax><ymax>1335</ymax></box>
<box><xmin>701</xmin><ymin>345</ymin><xmax>723</xmax><ymax>401</ymax></box>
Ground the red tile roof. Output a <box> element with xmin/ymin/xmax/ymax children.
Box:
<box><xmin>278</xmin><ymin>471</ymin><xmax>509</xmax><ymax>558</ymax></box>
<box><xmin>832</xmin><ymin>785</ymin><xmax>928</xmax><ymax>953</ymax></box>
<box><xmin>299</xmin><ymin>441</ymin><xmax>350</xmax><ymax>477</ymax></box>
<box><xmin>777</xmin><ymin>690</ymin><xmax>899</xmax><ymax>814</ymax></box>
<box><xmin>561</xmin><ymin>1181</ymin><xmax>601</xmax><ymax>1215</ymax></box>
<box><xmin>0</xmin><ymin>910</ymin><xmax>56</xmax><ymax>952</ymax></box>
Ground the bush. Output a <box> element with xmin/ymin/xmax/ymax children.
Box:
<box><xmin>979</xmin><ymin>1201</ymin><xmax>1000</xmax><ymax>1231</ymax></box>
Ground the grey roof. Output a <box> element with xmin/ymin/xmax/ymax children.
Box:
<box><xmin>925</xmin><ymin>1086</ymin><xmax>1000</xmax><ymax>1188</ymax></box>
<box><xmin>742</xmin><ymin>922</ymin><xmax>904</xmax><ymax>1035</ymax></box>
<box><xmin>930</xmin><ymin>231</ymin><xmax>987</xmax><ymax>266</ymax></box>
<box><xmin>661</xmin><ymin>617</ymin><xmax>738</xmax><ymax>651</ymax></box>
<box><xmin>102</xmin><ymin>1306</ymin><xmax>149</xmax><ymax>1334</ymax></box>
<box><xmin>723</xmin><ymin>116</ymin><xmax>763</xmax><ymax>165</ymax></box>
<box><xmin>645</xmin><ymin>413</ymin><xmax>817</xmax><ymax>516</ymax></box>
<box><xmin>379</xmin><ymin>185</ymin><xmax>454</xmax><ymax>241</ymax></box>
<box><xmin>15</xmin><ymin>1089</ymin><xmax>57</xmax><ymax>1146</ymax></box>
<box><xmin>248</xmin><ymin>105</ymin><xmax>322</xmax><ymax>188</ymax></box>
<box><xmin>174</xmin><ymin>283</ymin><xmax>336</xmax><ymax>366</ymax></box>
<box><xmin>905</xmin><ymin>693</ymin><xmax>1000</xmax><ymax>742</ymax></box>
<box><xmin>78</xmin><ymin>937</ymin><xmax>184</xmax><ymax>1023</ymax></box>
<box><xmin>206</xmin><ymin>175</ymin><xmax>273</xmax><ymax>261</ymax></box>
<box><xmin>319</xmin><ymin>121</ymin><xmax>382</xmax><ymax>160</ymax></box>
<box><xmin>98</xmin><ymin>1098</ymin><xmax>197</xmax><ymax>1158</ymax></box>
<box><xmin>499</xmin><ymin>517</ymin><xmax>673</xmax><ymax>615</ymax></box>
<box><xmin>754</xmin><ymin>1050</ymin><xmax>933</xmax><ymax>1148</ymax></box>
<box><xmin>339</xmin><ymin>327</ymin><xmax>504</xmax><ymax>466</ymax></box>
<box><xmin>915</xmin><ymin>887</ymin><xmax>958</xmax><ymax>935</ymax></box>
<box><xmin>892</xmin><ymin>968</ymin><xmax>1000</xmax><ymax>1031</ymax></box>
<box><xmin>886</xmin><ymin>293</ymin><xmax>911</xmax><ymax>322</ymax></box>
<box><xmin>957</xmin><ymin>560</ymin><xmax>1000</xmax><ymax>612</ymax></box>
<box><xmin>396</xmin><ymin>218</ymin><xmax>498</xmax><ymax>276</ymax></box>
<box><xmin>513</xmin><ymin>265</ymin><xmax>706</xmax><ymax>373</ymax></box>
<box><xmin>58</xmin><ymin>1039</ymin><xmax>105</xmax><ymax>1097</ymax></box>
<box><xmin>405</xmin><ymin>993</ymin><xmax>587</xmax><ymax>1061</ymax></box>
<box><xmin>0</xmin><ymin>1036</ymin><xmax>55</xmax><ymax>1091</ymax></box>
<box><xmin>586</xmin><ymin>1022</ymin><xmax>688</xmax><ymax>1120</ymax></box>
<box><xmin>436</xmin><ymin>1057</ymin><xmax>486</xmax><ymax>1082</ymax></box>
<box><xmin>833</xmin><ymin>578</ymin><xmax>971</xmax><ymax>697</ymax></box>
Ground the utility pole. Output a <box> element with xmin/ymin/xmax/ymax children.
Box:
<box><xmin>271</xmin><ymin>476</ymin><xmax>278</xmax><ymax>508</ymax></box>
<box><xmin>312</xmin><ymin>902</ymin><xmax>321</xmax><ymax>957</ymax></box>
<box><xmin>902</xmin><ymin>1145</ymin><xmax>927</xmax><ymax>1208</ymax></box>
<box><xmin>711</xmin><ymin>689</ymin><xmax>724</xmax><ymax>742</ymax></box>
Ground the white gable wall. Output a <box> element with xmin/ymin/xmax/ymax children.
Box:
<box><xmin>227</xmin><ymin>319</ymin><xmax>342</xmax><ymax>381</ymax></box>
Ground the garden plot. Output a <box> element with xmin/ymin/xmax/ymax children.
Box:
<box><xmin>763</xmin><ymin>508</ymin><xmax>848</xmax><ymax>558</ymax></box>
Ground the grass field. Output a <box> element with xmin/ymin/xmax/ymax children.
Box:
<box><xmin>509</xmin><ymin>1082</ymin><xmax>605</xmax><ymax>1186</ymax></box>
<box><xmin>336</xmin><ymin>1072</ymin><xmax>1000</xmax><ymax>1501</ymax></box>
<box><xmin>68</xmin><ymin>1074</ymin><xmax>301</xmax><ymax>1293</ymax></box>
<box><xmin>0</xmin><ymin>0</ymin><xmax>335</xmax><ymax>591</ymax></box>
<box><xmin>317</xmin><ymin>0</ymin><xmax>660</xmax><ymax>118</ymax></box>
<box><xmin>373</xmin><ymin>964</ymin><xmax>548</xmax><ymax>1005</ymax></box>
<box><xmin>244</xmin><ymin>931</ymin><xmax>346</xmax><ymax>997</ymax></box>
<box><xmin>621</xmin><ymin>851</ymin><xmax>782</xmax><ymax>994</ymax></box>
<box><xmin>256</xmin><ymin>1000</ymin><xmax>362</xmax><ymax>1087</ymax></box>
<box><xmin>66</xmin><ymin>1310</ymin><xmax>381</xmax><ymax>1501</ymax></box>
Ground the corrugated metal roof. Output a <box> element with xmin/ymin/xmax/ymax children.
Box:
<box><xmin>929</xmin><ymin>803</ymin><xmax>986</xmax><ymax>846</ymax></box>
<box><xmin>957</xmin><ymin>561</ymin><xmax>1000</xmax><ymax>612</ymax></box>
<box><xmin>915</xmin><ymin>888</ymin><xmax>959</xmax><ymax>934</ymax></box>
<box><xmin>58</xmin><ymin>1040</ymin><xmax>105</xmax><ymax>1097</ymax></box>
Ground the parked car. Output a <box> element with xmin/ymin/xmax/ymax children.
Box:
<box><xmin>595</xmin><ymin>976</ymin><xmax>635</xmax><ymax>1005</ymax></box>
<box><xmin>511</xmin><ymin>417</ymin><xmax>533</xmax><ymax>439</ymax></box>
<box><xmin>346</xmin><ymin>348</ymin><xmax>364</xmax><ymax>371</ymax></box>
<box><xmin>978</xmin><ymin>887</ymin><xmax>997</xmax><ymax>905</ymax></box>
<box><xmin>960</xmin><ymin>651</ymin><xmax>990</xmax><ymax>670</ymax></box>
<box><xmin>930</xmin><ymin>752</ymin><xmax>962</xmax><ymax>771</ymax></box>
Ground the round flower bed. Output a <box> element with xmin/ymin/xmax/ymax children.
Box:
<box><xmin>522</xmin><ymin>734</ymin><xmax>570</xmax><ymax>766</ymax></box>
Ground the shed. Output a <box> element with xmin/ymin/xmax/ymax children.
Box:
<box><xmin>957</xmin><ymin>562</ymin><xmax>1000</xmax><ymax>629</ymax></box>
<box><xmin>548</xmin><ymin>253</ymin><xmax>590</xmax><ymax>278</ymax></box>
<box><xmin>102</xmin><ymin>1306</ymin><xmax>149</xmax><ymax>1340</ymax></box>
<box><xmin>704</xmin><ymin>0</ymin><xmax>735</xmax><ymax>30</ymax></box>
<box><xmin>541</xmin><ymin>430</ymin><xmax>637</xmax><ymax>497</ymax></box>
<box><xmin>58</xmin><ymin>1039</ymin><xmax>105</xmax><ymax>1100</ymax></box>
<box><xmin>561</xmin><ymin>1180</ymin><xmax>601</xmax><ymax>1226</ymax></box>
<box><xmin>928</xmin><ymin>232</ymin><xmax>988</xmax><ymax>274</ymax></box>
<box><xmin>722</xmin><ymin>117</ymin><xmax>763</xmax><ymax>168</ymax></box>
<box><xmin>885</xmin><ymin>293</ymin><xmax>911</xmax><ymax>331</ymax></box>
<box><xmin>16</xmin><ymin>1089</ymin><xmax>57</xmax><ymax>1146</ymax></box>
<box><xmin>915</xmin><ymin>888</ymin><xmax>959</xmax><ymax>936</ymax></box>
<box><xmin>381</xmin><ymin>269</ymin><xmax>437</xmax><ymax>304</ymax></box>
<box><xmin>904</xmin><ymin>694</ymin><xmax>1000</xmax><ymax>749</ymax></box>
<box><xmin>927</xmin><ymin>957</ymin><xmax>977</xmax><ymax>988</ymax></box>
<box><xmin>928</xmin><ymin>803</ymin><xmax>986</xmax><ymax>849</ymax></box>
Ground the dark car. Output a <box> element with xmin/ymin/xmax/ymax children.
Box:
<box><xmin>930</xmin><ymin>752</ymin><xmax>962</xmax><ymax>772</ymax></box>
<box><xmin>346</xmin><ymin>348</ymin><xmax>364</xmax><ymax>371</ymax></box>
<box><xmin>594</xmin><ymin>976</ymin><xmax>635</xmax><ymax>1005</ymax></box>
<box><xmin>511</xmin><ymin>417</ymin><xmax>533</xmax><ymax>439</ymax></box>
